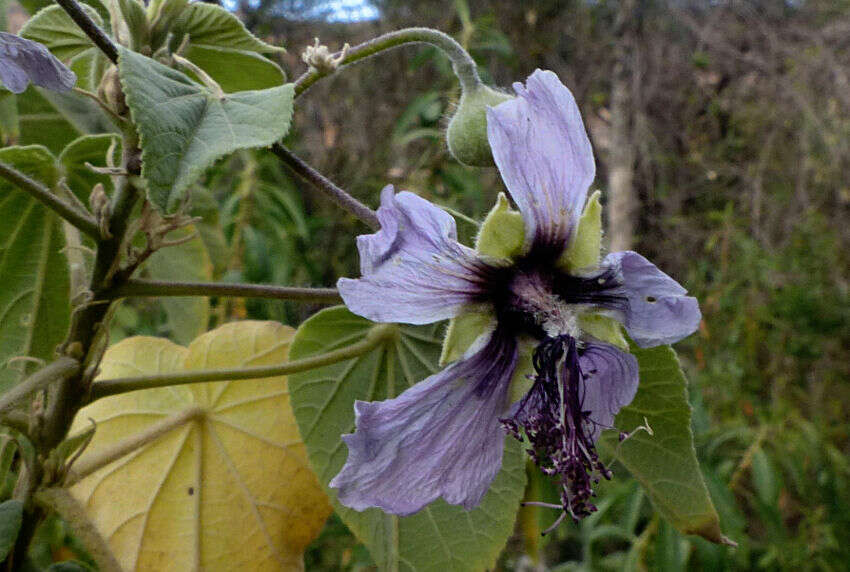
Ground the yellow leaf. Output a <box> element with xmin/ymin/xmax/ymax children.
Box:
<box><xmin>70</xmin><ymin>321</ymin><xmax>332</xmax><ymax>571</ymax></box>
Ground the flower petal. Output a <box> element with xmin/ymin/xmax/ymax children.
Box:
<box><xmin>603</xmin><ymin>251</ymin><xmax>702</xmax><ymax>347</ymax></box>
<box><xmin>0</xmin><ymin>32</ymin><xmax>75</xmax><ymax>94</ymax></box>
<box><xmin>579</xmin><ymin>342</ymin><xmax>639</xmax><ymax>442</ymax></box>
<box><xmin>487</xmin><ymin>69</ymin><xmax>595</xmax><ymax>254</ymax></box>
<box><xmin>338</xmin><ymin>185</ymin><xmax>495</xmax><ymax>324</ymax></box>
<box><xmin>330</xmin><ymin>330</ymin><xmax>518</xmax><ymax>515</ymax></box>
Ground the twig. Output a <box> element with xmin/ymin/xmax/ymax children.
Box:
<box><xmin>0</xmin><ymin>161</ymin><xmax>100</xmax><ymax>239</ymax></box>
<box><xmin>294</xmin><ymin>27</ymin><xmax>481</xmax><ymax>96</ymax></box>
<box><xmin>0</xmin><ymin>357</ymin><xmax>80</xmax><ymax>414</ymax></box>
<box><xmin>88</xmin><ymin>325</ymin><xmax>395</xmax><ymax>402</ymax></box>
<box><xmin>104</xmin><ymin>279</ymin><xmax>342</xmax><ymax>303</ymax></box>
<box><xmin>271</xmin><ymin>143</ymin><xmax>379</xmax><ymax>230</ymax></box>
<box><xmin>54</xmin><ymin>0</ymin><xmax>119</xmax><ymax>64</ymax></box>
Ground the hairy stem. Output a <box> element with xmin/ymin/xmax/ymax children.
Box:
<box><xmin>271</xmin><ymin>143</ymin><xmax>379</xmax><ymax>229</ymax></box>
<box><xmin>104</xmin><ymin>279</ymin><xmax>342</xmax><ymax>304</ymax></box>
<box><xmin>35</xmin><ymin>488</ymin><xmax>123</xmax><ymax>572</ymax></box>
<box><xmin>0</xmin><ymin>161</ymin><xmax>100</xmax><ymax>239</ymax></box>
<box><xmin>54</xmin><ymin>0</ymin><xmax>119</xmax><ymax>64</ymax></box>
<box><xmin>88</xmin><ymin>325</ymin><xmax>395</xmax><ymax>402</ymax></box>
<box><xmin>64</xmin><ymin>407</ymin><xmax>204</xmax><ymax>486</ymax></box>
<box><xmin>0</xmin><ymin>357</ymin><xmax>80</xmax><ymax>415</ymax></box>
<box><xmin>294</xmin><ymin>27</ymin><xmax>482</xmax><ymax>96</ymax></box>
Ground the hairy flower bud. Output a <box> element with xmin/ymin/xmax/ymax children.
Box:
<box><xmin>446</xmin><ymin>85</ymin><xmax>512</xmax><ymax>166</ymax></box>
<box><xmin>98</xmin><ymin>65</ymin><xmax>127</xmax><ymax>117</ymax></box>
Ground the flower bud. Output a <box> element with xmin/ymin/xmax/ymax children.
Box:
<box><xmin>98</xmin><ymin>65</ymin><xmax>127</xmax><ymax>117</ymax></box>
<box><xmin>446</xmin><ymin>85</ymin><xmax>513</xmax><ymax>166</ymax></box>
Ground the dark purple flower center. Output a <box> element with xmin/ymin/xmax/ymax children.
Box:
<box><xmin>475</xmin><ymin>249</ymin><xmax>626</xmax><ymax>526</ymax></box>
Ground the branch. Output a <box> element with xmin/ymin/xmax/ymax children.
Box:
<box><xmin>54</xmin><ymin>0</ymin><xmax>119</xmax><ymax>64</ymax></box>
<box><xmin>271</xmin><ymin>143</ymin><xmax>379</xmax><ymax>230</ymax></box>
<box><xmin>88</xmin><ymin>324</ymin><xmax>395</xmax><ymax>401</ymax></box>
<box><xmin>103</xmin><ymin>279</ymin><xmax>342</xmax><ymax>304</ymax></box>
<box><xmin>0</xmin><ymin>357</ymin><xmax>80</xmax><ymax>414</ymax></box>
<box><xmin>294</xmin><ymin>27</ymin><xmax>481</xmax><ymax>96</ymax></box>
<box><xmin>35</xmin><ymin>488</ymin><xmax>123</xmax><ymax>572</ymax></box>
<box><xmin>0</xmin><ymin>161</ymin><xmax>100</xmax><ymax>239</ymax></box>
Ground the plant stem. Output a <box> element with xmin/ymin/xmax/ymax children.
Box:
<box><xmin>294</xmin><ymin>27</ymin><xmax>482</xmax><ymax>96</ymax></box>
<box><xmin>88</xmin><ymin>325</ymin><xmax>395</xmax><ymax>402</ymax></box>
<box><xmin>271</xmin><ymin>143</ymin><xmax>379</xmax><ymax>230</ymax></box>
<box><xmin>104</xmin><ymin>279</ymin><xmax>342</xmax><ymax>304</ymax></box>
<box><xmin>0</xmin><ymin>357</ymin><xmax>80</xmax><ymax>414</ymax></box>
<box><xmin>35</xmin><ymin>488</ymin><xmax>123</xmax><ymax>572</ymax></box>
<box><xmin>0</xmin><ymin>161</ymin><xmax>100</xmax><ymax>239</ymax></box>
<box><xmin>54</xmin><ymin>0</ymin><xmax>119</xmax><ymax>64</ymax></box>
<box><xmin>64</xmin><ymin>407</ymin><xmax>204</xmax><ymax>486</ymax></box>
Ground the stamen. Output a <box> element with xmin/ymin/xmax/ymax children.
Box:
<box><xmin>500</xmin><ymin>335</ymin><xmax>613</xmax><ymax>529</ymax></box>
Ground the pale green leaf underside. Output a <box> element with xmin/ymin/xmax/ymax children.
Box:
<box><xmin>0</xmin><ymin>146</ymin><xmax>70</xmax><ymax>393</ymax></box>
<box><xmin>600</xmin><ymin>344</ymin><xmax>725</xmax><ymax>543</ymax></box>
<box><xmin>145</xmin><ymin>226</ymin><xmax>212</xmax><ymax>345</ymax></box>
<box><xmin>171</xmin><ymin>3</ymin><xmax>284</xmax><ymax>54</ymax></box>
<box><xmin>117</xmin><ymin>47</ymin><xmax>294</xmax><ymax>213</ymax></box>
<box><xmin>58</xmin><ymin>133</ymin><xmax>121</xmax><ymax>203</ymax></box>
<box><xmin>20</xmin><ymin>4</ymin><xmax>101</xmax><ymax>60</ymax></box>
<box><xmin>289</xmin><ymin>306</ymin><xmax>526</xmax><ymax>571</ymax></box>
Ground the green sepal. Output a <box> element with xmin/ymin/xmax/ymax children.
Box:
<box><xmin>579</xmin><ymin>313</ymin><xmax>628</xmax><ymax>350</ymax></box>
<box><xmin>439</xmin><ymin>309</ymin><xmax>494</xmax><ymax>366</ymax></box>
<box><xmin>560</xmin><ymin>189</ymin><xmax>602</xmax><ymax>271</ymax></box>
<box><xmin>475</xmin><ymin>192</ymin><xmax>525</xmax><ymax>260</ymax></box>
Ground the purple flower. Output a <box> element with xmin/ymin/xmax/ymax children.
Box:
<box><xmin>0</xmin><ymin>32</ymin><xmax>76</xmax><ymax>94</ymax></box>
<box><xmin>332</xmin><ymin>70</ymin><xmax>701</xmax><ymax>526</ymax></box>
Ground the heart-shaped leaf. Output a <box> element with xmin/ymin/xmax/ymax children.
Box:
<box><xmin>117</xmin><ymin>47</ymin><xmax>294</xmax><ymax>213</ymax></box>
<box><xmin>0</xmin><ymin>145</ymin><xmax>70</xmax><ymax>393</ymax></box>
<box><xmin>288</xmin><ymin>306</ymin><xmax>527</xmax><ymax>571</ymax></box>
<box><xmin>70</xmin><ymin>321</ymin><xmax>332</xmax><ymax>571</ymax></box>
<box><xmin>599</xmin><ymin>344</ymin><xmax>728</xmax><ymax>544</ymax></box>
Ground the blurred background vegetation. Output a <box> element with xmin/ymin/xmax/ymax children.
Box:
<box><xmin>5</xmin><ymin>0</ymin><xmax>850</xmax><ymax>569</ymax></box>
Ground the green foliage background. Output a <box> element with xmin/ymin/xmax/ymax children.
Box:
<box><xmin>2</xmin><ymin>0</ymin><xmax>848</xmax><ymax>569</ymax></box>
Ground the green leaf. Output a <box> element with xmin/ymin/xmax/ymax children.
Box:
<box><xmin>145</xmin><ymin>226</ymin><xmax>212</xmax><ymax>344</ymax></box>
<box><xmin>117</xmin><ymin>47</ymin><xmax>295</xmax><ymax>213</ymax></box>
<box><xmin>0</xmin><ymin>92</ymin><xmax>19</xmax><ymax>144</ymax></box>
<box><xmin>289</xmin><ymin>306</ymin><xmax>527</xmax><ymax>571</ymax></box>
<box><xmin>148</xmin><ymin>0</ymin><xmax>188</xmax><ymax>49</ymax></box>
<box><xmin>58</xmin><ymin>133</ymin><xmax>121</xmax><ymax>203</ymax></box>
<box><xmin>116</xmin><ymin>0</ymin><xmax>149</xmax><ymax>51</ymax></box>
<box><xmin>0</xmin><ymin>146</ymin><xmax>71</xmax><ymax>393</ymax></box>
<box><xmin>181</xmin><ymin>45</ymin><xmax>285</xmax><ymax>93</ymax></box>
<box><xmin>171</xmin><ymin>3</ymin><xmax>283</xmax><ymax>54</ymax></box>
<box><xmin>18</xmin><ymin>88</ymin><xmax>112</xmax><ymax>153</ymax></box>
<box><xmin>599</xmin><ymin>344</ymin><xmax>727</xmax><ymax>544</ymax></box>
<box><xmin>0</xmin><ymin>499</ymin><xmax>23</xmax><ymax>561</ymax></box>
<box><xmin>20</xmin><ymin>4</ymin><xmax>102</xmax><ymax>60</ymax></box>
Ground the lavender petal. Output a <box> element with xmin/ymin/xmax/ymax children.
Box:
<box><xmin>603</xmin><ymin>251</ymin><xmax>702</xmax><ymax>347</ymax></box>
<box><xmin>579</xmin><ymin>341</ymin><xmax>640</xmax><ymax>442</ymax></box>
<box><xmin>338</xmin><ymin>185</ymin><xmax>494</xmax><ymax>324</ymax></box>
<box><xmin>486</xmin><ymin>69</ymin><xmax>595</xmax><ymax>254</ymax></box>
<box><xmin>0</xmin><ymin>33</ymin><xmax>75</xmax><ymax>94</ymax></box>
<box><xmin>330</xmin><ymin>330</ymin><xmax>518</xmax><ymax>515</ymax></box>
